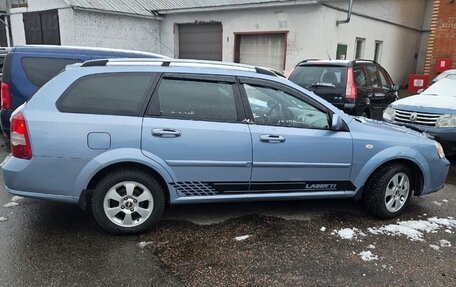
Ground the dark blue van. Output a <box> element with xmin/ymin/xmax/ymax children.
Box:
<box><xmin>1</xmin><ymin>45</ymin><xmax>165</xmax><ymax>135</ymax></box>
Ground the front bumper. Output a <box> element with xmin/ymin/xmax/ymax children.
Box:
<box><xmin>392</xmin><ymin>122</ymin><xmax>456</xmax><ymax>156</ymax></box>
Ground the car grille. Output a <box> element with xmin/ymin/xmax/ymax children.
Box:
<box><xmin>394</xmin><ymin>109</ymin><xmax>441</xmax><ymax>126</ymax></box>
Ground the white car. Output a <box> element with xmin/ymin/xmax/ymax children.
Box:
<box><xmin>384</xmin><ymin>75</ymin><xmax>456</xmax><ymax>156</ymax></box>
<box><xmin>432</xmin><ymin>69</ymin><xmax>456</xmax><ymax>84</ymax></box>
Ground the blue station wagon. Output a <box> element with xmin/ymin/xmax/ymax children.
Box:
<box><xmin>1</xmin><ymin>59</ymin><xmax>450</xmax><ymax>234</ymax></box>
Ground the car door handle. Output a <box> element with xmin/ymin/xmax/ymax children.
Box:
<box><xmin>259</xmin><ymin>134</ymin><xmax>286</xmax><ymax>143</ymax></box>
<box><xmin>152</xmin><ymin>129</ymin><xmax>182</xmax><ymax>138</ymax></box>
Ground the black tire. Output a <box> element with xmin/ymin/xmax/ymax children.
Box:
<box><xmin>363</xmin><ymin>163</ymin><xmax>413</xmax><ymax>219</ymax></box>
<box><xmin>91</xmin><ymin>168</ymin><xmax>165</xmax><ymax>235</ymax></box>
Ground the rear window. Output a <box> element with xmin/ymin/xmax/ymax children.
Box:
<box><xmin>57</xmin><ymin>73</ymin><xmax>155</xmax><ymax>116</ymax></box>
<box><xmin>21</xmin><ymin>57</ymin><xmax>82</xmax><ymax>87</ymax></box>
<box><xmin>289</xmin><ymin>65</ymin><xmax>347</xmax><ymax>89</ymax></box>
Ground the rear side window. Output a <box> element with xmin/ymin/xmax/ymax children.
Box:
<box><xmin>57</xmin><ymin>73</ymin><xmax>155</xmax><ymax>116</ymax></box>
<box><xmin>365</xmin><ymin>65</ymin><xmax>380</xmax><ymax>88</ymax></box>
<box><xmin>21</xmin><ymin>57</ymin><xmax>82</xmax><ymax>87</ymax></box>
<box><xmin>353</xmin><ymin>67</ymin><xmax>368</xmax><ymax>87</ymax></box>
<box><xmin>289</xmin><ymin>66</ymin><xmax>347</xmax><ymax>89</ymax></box>
<box><xmin>153</xmin><ymin>78</ymin><xmax>238</xmax><ymax>122</ymax></box>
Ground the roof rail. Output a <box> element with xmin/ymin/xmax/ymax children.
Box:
<box><xmin>354</xmin><ymin>59</ymin><xmax>377</xmax><ymax>64</ymax></box>
<box><xmin>81</xmin><ymin>59</ymin><xmax>109</xmax><ymax>67</ymax></box>
<box><xmin>79</xmin><ymin>58</ymin><xmax>282</xmax><ymax>78</ymax></box>
<box><xmin>297</xmin><ymin>59</ymin><xmax>321</xmax><ymax>65</ymax></box>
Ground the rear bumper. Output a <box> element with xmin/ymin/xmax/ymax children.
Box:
<box><xmin>1</xmin><ymin>154</ymin><xmax>88</xmax><ymax>203</ymax></box>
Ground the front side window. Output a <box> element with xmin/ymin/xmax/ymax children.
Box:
<box><xmin>155</xmin><ymin>78</ymin><xmax>238</xmax><ymax>122</ymax></box>
<box><xmin>57</xmin><ymin>73</ymin><xmax>155</xmax><ymax>116</ymax></box>
<box><xmin>378</xmin><ymin>68</ymin><xmax>392</xmax><ymax>89</ymax></box>
<box><xmin>22</xmin><ymin>57</ymin><xmax>82</xmax><ymax>87</ymax></box>
<box><xmin>243</xmin><ymin>84</ymin><xmax>330</xmax><ymax>130</ymax></box>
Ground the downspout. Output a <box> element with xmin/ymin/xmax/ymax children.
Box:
<box><xmin>336</xmin><ymin>0</ymin><xmax>353</xmax><ymax>26</ymax></box>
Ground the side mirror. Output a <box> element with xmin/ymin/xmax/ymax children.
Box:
<box><xmin>392</xmin><ymin>84</ymin><xmax>400</xmax><ymax>92</ymax></box>
<box><xmin>417</xmin><ymin>88</ymin><xmax>424</xmax><ymax>94</ymax></box>
<box><xmin>331</xmin><ymin>114</ymin><xmax>345</xmax><ymax>131</ymax></box>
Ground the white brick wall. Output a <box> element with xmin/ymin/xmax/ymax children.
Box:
<box><xmin>160</xmin><ymin>1</ymin><xmax>432</xmax><ymax>84</ymax></box>
<box><xmin>59</xmin><ymin>9</ymin><xmax>161</xmax><ymax>53</ymax></box>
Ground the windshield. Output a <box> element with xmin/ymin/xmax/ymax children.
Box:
<box><xmin>423</xmin><ymin>74</ymin><xmax>456</xmax><ymax>97</ymax></box>
<box><xmin>289</xmin><ymin>65</ymin><xmax>347</xmax><ymax>89</ymax></box>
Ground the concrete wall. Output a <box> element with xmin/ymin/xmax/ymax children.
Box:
<box><xmin>160</xmin><ymin>1</ymin><xmax>430</xmax><ymax>84</ymax></box>
<box><xmin>59</xmin><ymin>9</ymin><xmax>160</xmax><ymax>53</ymax></box>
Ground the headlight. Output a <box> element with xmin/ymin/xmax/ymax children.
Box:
<box><xmin>383</xmin><ymin>107</ymin><xmax>395</xmax><ymax>122</ymax></box>
<box><xmin>436</xmin><ymin>114</ymin><xmax>456</xmax><ymax>128</ymax></box>
<box><xmin>435</xmin><ymin>141</ymin><xmax>446</xmax><ymax>159</ymax></box>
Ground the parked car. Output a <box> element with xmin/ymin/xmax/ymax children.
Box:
<box><xmin>383</xmin><ymin>75</ymin><xmax>456</xmax><ymax>156</ymax></box>
<box><xmin>1</xmin><ymin>59</ymin><xmax>449</xmax><ymax>234</ymax></box>
<box><xmin>0</xmin><ymin>48</ymin><xmax>11</xmax><ymax>82</ymax></box>
<box><xmin>0</xmin><ymin>45</ymin><xmax>166</xmax><ymax>136</ymax></box>
<box><xmin>431</xmin><ymin>69</ymin><xmax>456</xmax><ymax>84</ymax></box>
<box><xmin>288</xmin><ymin>59</ymin><xmax>399</xmax><ymax>120</ymax></box>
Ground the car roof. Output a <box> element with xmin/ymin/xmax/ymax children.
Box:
<box><xmin>11</xmin><ymin>45</ymin><xmax>165</xmax><ymax>58</ymax></box>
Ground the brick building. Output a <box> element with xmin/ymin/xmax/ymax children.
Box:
<box><xmin>424</xmin><ymin>0</ymin><xmax>456</xmax><ymax>78</ymax></box>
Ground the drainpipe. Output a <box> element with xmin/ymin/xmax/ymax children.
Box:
<box><xmin>336</xmin><ymin>0</ymin><xmax>353</xmax><ymax>26</ymax></box>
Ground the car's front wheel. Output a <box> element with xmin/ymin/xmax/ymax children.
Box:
<box><xmin>363</xmin><ymin>163</ymin><xmax>413</xmax><ymax>218</ymax></box>
<box><xmin>91</xmin><ymin>168</ymin><xmax>165</xmax><ymax>234</ymax></box>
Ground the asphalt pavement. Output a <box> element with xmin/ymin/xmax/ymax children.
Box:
<box><xmin>0</xmin><ymin>139</ymin><xmax>455</xmax><ymax>286</ymax></box>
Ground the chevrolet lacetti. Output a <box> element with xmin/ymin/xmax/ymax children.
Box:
<box><xmin>1</xmin><ymin>59</ymin><xmax>450</xmax><ymax>234</ymax></box>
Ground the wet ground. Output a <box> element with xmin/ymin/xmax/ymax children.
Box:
<box><xmin>0</xmin><ymin>139</ymin><xmax>455</xmax><ymax>286</ymax></box>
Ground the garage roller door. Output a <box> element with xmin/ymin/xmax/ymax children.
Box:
<box><xmin>236</xmin><ymin>33</ymin><xmax>286</xmax><ymax>71</ymax></box>
<box><xmin>179</xmin><ymin>23</ymin><xmax>222</xmax><ymax>61</ymax></box>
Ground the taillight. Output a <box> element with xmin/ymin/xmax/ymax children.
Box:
<box><xmin>10</xmin><ymin>112</ymin><xmax>32</xmax><ymax>159</ymax></box>
<box><xmin>1</xmin><ymin>82</ymin><xmax>11</xmax><ymax>109</ymax></box>
<box><xmin>346</xmin><ymin>67</ymin><xmax>357</xmax><ymax>100</ymax></box>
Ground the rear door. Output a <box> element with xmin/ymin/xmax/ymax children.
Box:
<box><xmin>365</xmin><ymin>65</ymin><xmax>388</xmax><ymax>119</ymax></box>
<box><xmin>141</xmin><ymin>73</ymin><xmax>252</xmax><ymax>196</ymax></box>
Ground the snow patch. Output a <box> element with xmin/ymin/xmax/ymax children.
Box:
<box><xmin>358</xmin><ymin>251</ymin><xmax>378</xmax><ymax>262</ymax></box>
<box><xmin>3</xmin><ymin>202</ymin><xmax>19</xmax><ymax>208</ymax></box>
<box><xmin>235</xmin><ymin>235</ymin><xmax>250</xmax><ymax>241</ymax></box>
<box><xmin>439</xmin><ymin>239</ymin><xmax>451</xmax><ymax>247</ymax></box>
<box><xmin>429</xmin><ymin>245</ymin><xmax>440</xmax><ymax>251</ymax></box>
<box><xmin>138</xmin><ymin>241</ymin><xmax>153</xmax><ymax>248</ymax></box>
<box><xmin>0</xmin><ymin>216</ymin><xmax>7</xmax><ymax>222</ymax></box>
<box><xmin>320</xmin><ymin>227</ymin><xmax>326</xmax><ymax>232</ymax></box>
<box><xmin>11</xmin><ymin>196</ymin><xmax>24</xmax><ymax>202</ymax></box>
<box><xmin>433</xmin><ymin>201</ymin><xmax>442</xmax><ymax>206</ymax></box>
<box><xmin>367</xmin><ymin>244</ymin><xmax>376</xmax><ymax>249</ymax></box>
<box><xmin>337</xmin><ymin>228</ymin><xmax>358</xmax><ymax>240</ymax></box>
<box><xmin>442</xmin><ymin>199</ymin><xmax>449</xmax><ymax>203</ymax></box>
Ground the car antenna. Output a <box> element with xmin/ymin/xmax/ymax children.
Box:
<box><xmin>326</xmin><ymin>50</ymin><xmax>332</xmax><ymax>60</ymax></box>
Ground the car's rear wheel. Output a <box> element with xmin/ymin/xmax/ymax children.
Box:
<box><xmin>91</xmin><ymin>168</ymin><xmax>165</xmax><ymax>234</ymax></box>
<box><xmin>363</xmin><ymin>163</ymin><xmax>413</xmax><ymax>218</ymax></box>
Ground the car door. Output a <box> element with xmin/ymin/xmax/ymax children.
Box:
<box><xmin>239</xmin><ymin>77</ymin><xmax>354</xmax><ymax>194</ymax></box>
<box><xmin>377</xmin><ymin>66</ymin><xmax>397</xmax><ymax>105</ymax></box>
<box><xmin>353</xmin><ymin>65</ymin><xmax>371</xmax><ymax>116</ymax></box>
<box><xmin>365</xmin><ymin>65</ymin><xmax>388</xmax><ymax>119</ymax></box>
<box><xmin>141</xmin><ymin>73</ymin><xmax>252</xmax><ymax>196</ymax></box>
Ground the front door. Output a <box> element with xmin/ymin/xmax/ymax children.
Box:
<box><xmin>141</xmin><ymin>74</ymin><xmax>252</xmax><ymax>196</ymax></box>
<box><xmin>239</xmin><ymin>78</ymin><xmax>354</xmax><ymax>193</ymax></box>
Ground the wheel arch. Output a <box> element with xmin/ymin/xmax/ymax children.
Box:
<box><xmin>353</xmin><ymin>148</ymin><xmax>428</xmax><ymax>199</ymax></box>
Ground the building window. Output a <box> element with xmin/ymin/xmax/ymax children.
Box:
<box><xmin>11</xmin><ymin>0</ymin><xmax>28</xmax><ymax>8</ymax></box>
<box><xmin>336</xmin><ymin>44</ymin><xmax>348</xmax><ymax>60</ymax></box>
<box><xmin>355</xmin><ymin>38</ymin><xmax>365</xmax><ymax>59</ymax></box>
<box><xmin>234</xmin><ymin>32</ymin><xmax>287</xmax><ymax>72</ymax></box>
<box><xmin>374</xmin><ymin>41</ymin><xmax>383</xmax><ymax>63</ymax></box>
